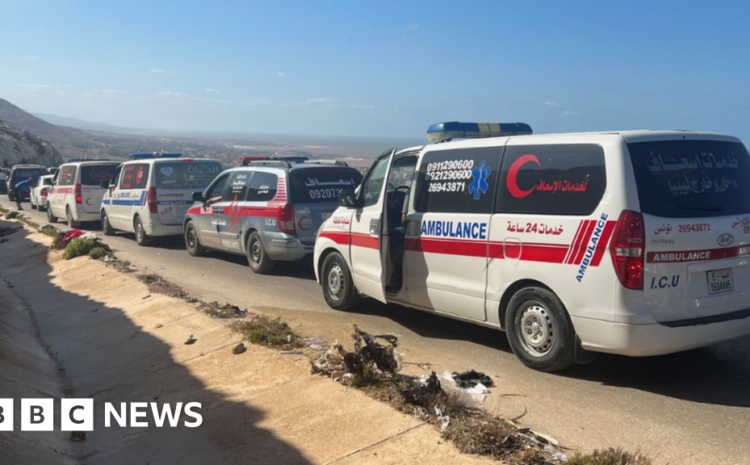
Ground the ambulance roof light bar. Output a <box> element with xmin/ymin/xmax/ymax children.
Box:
<box><xmin>426</xmin><ymin>122</ymin><xmax>533</xmax><ymax>142</ymax></box>
<box><xmin>128</xmin><ymin>152</ymin><xmax>184</xmax><ymax>159</ymax></box>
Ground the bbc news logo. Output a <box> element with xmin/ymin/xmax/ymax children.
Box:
<box><xmin>0</xmin><ymin>399</ymin><xmax>203</xmax><ymax>431</ymax></box>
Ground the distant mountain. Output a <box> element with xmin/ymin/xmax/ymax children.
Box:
<box><xmin>0</xmin><ymin>119</ymin><xmax>63</xmax><ymax>168</ymax></box>
<box><xmin>34</xmin><ymin>113</ymin><xmax>129</xmax><ymax>132</ymax></box>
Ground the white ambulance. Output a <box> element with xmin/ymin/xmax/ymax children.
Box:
<box><xmin>46</xmin><ymin>160</ymin><xmax>121</xmax><ymax>227</ymax></box>
<box><xmin>313</xmin><ymin>122</ymin><xmax>750</xmax><ymax>372</ymax></box>
<box><xmin>100</xmin><ymin>153</ymin><xmax>223</xmax><ymax>246</ymax></box>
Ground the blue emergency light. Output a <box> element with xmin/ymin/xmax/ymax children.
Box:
<box><xmin>426</xmin><ymin>122</ymin><xmax>533</xmax><ymax>142</ymax></box>
<box><xmin>128</xmin><ymin>152</ymin><xmax>184</xmax><ymax>159</ymax></box>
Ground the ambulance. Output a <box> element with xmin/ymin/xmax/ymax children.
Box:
<box><xmin>46</xmin><ymin>160</ymin><xmax>121</xmax><ymax>227</ymax></box>
<box><xmin>100</xmin><ymin>153</ymin><xmax>223</xmax><ymax>245</ymax></box>
<box><xmin>313</xmin><ymin>122</ymin><xmax>750</xmax><ymax>372</ymax></box>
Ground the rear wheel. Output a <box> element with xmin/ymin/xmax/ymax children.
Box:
<box><xmin>246</xmin><ymin>231</ymin><xmax>275</xmax><ymax>274</ymax></box>
<box><xmin>101</xmin><ymin>210</ymin><xmax>115</xmax><ymax>236</ymax></box>
<box><xmin>47</xmin><ymin>205</ymin><xmax>58</xmax><ymax>223</ymax></box>
<box><xmin>184</xmin><ymin>221</ymin><xmax>206</xmax><ymax>257</ymax></box>
<box><xmin>66</xmin><ymin>206</ymin><xmax>80</xmax><ymax>229</ymax></box>
<box><xmin>134</xmin><ymin>216</ymin><xmax>153</xmax><ymax>246</ymax></box>
<box><xmin>321</xmin><ymin>252</ymin><xmax>361</xmax><ymax>310</ymax></box>
<box><xmin>505</xmin><ymin>287</ymin><xmax>576</xmax><ymax>372</ymax></box>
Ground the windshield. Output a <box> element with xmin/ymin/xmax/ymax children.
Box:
<box><xmin>154</xmin><ymin>160</ymin><xmax>223</xmax><ymax>189</ymax></box>
<box><xmin>290</xmin><ymin>169</ymin><xmax>363</xmax><ymax>202</ymax></box>
<box><xmin>80</xmin><ymin>164</ymin><xmax>119</xmax><ymax>186</ymax></box>
<box><xmin>628</xmin><ymin>140</ymin><xmax>750</xmax><ymax>218</ymax></box>
<box><xmin>12</xmin><ymin>168</ymin><xmax>45</xmax><ymax>183</ymax></box>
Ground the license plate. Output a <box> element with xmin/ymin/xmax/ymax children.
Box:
<box><xmin>322</xmin><ymin>212</ymin><xmax>332</xmax><ymax>221</ymax></box>
<box><xmin>707</xmin><ymin>268</ymin><xmax>733</xmax><ymax>295</ymax></box>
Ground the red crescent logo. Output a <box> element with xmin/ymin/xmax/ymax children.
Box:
<box><xmin>297</xmin><ymin>216</ymin><xmax>309</xmax><ymax>231</ymax></box>
<box><xmin>507</xmin><ymin>154</ymin><xmax>539</xmax><ymax>198</ymax></box>
<box><xmin>85</xmin><ymin>198</ymin><xmax>92</xmax><ymax>206</ymax></box>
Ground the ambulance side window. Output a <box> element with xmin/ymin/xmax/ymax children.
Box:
<box><xmin>496</xmin><ymin>144</ymin><xmax>606</xmax><ymax>215</ymax></box>
<box><xmin>206</xmin><ymin>173</ymin><xmax>230</xmax><ymax>200</ymax></box>
<box><xmin>414</xmin><ymin>147</ymin><xmax>501</xmax><ymax>213</ymax></box>
<box><xmin>225</xmin><ymin>171</ymin><xmax>252</xmax><ymax>201</ymax></box>
<box><xmin>59</xmin><ymin>166</ymin><xmax>77</xmax><ymax>186</ymax></box>
<box><xmin>361</xmin><ymin>157</ymin><xmax>390</xmax><ymax>207</ymax></box>
<box><xmin>247</xmin><ymin>172</ymin><xmax>278</xmax><ymax>201</ymax></box>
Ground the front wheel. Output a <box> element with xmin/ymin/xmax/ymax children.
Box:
<box><xmin>101</xmin><ymin>210</ymin><xmax>115</xmax><ymax>236</ymax></box>
<box><xmin>184</xmin><ymin>221</ymin><xmax>206</xmax><ymax>257</ymax></box>
<box><xmin>47</xmin><ymin>206</ymin><xmax>58</xmax><ymax>223</ymax></box>
<box><xmin>134</xmin><ymin>216</ymin><xmax>153</xmax><ymax>246</ymax></box>
<box><xmin>246</xmin><ymin>231</ymin><xmax>275</xmax><ymax>274</ymax></box>
<box><xmin>505</xmin><ymin>287</ymin><xmax>576</xmax><ymax>372</ymax></box>
<box><xmin>321</xmin><ymin>252</ymin><xmax>361</xmax><ymax>311</ymax></box>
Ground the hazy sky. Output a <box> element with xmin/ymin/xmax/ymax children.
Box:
<box><xmin>1</xmin><ymin>0</ymin><xmax>749</xmax><ymax>141</ymax></box>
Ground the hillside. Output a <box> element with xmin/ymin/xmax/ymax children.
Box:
<box><xmin>0</xmin><ymin>119</ymin><xmax>63</xmax><ymax>168</ymax></box>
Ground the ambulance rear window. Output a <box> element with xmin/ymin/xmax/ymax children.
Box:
<box><xmin>80</xmin><ymin>164</ymin><xmax>118</xmax><ymax>186</ymax></box>
<box><xmin>628</xmin><ymin>140</ymin><xmax>750</xmax><ymax>218</ymax></box>
<box><xmin>290</xmin><ymin>169</ymin><xmax>363</xmax><ymax>203</ymax></box>
<box><xmin>155</xmin><ymin>160</ymin><xmax>223</xmax><ymax>189</ymax></box>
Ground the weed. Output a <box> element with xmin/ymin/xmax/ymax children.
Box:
<box><xmin>441</xmin><ymin>413</ymin><xmax>521</xmax><ymax>460</ymax></box>
<box><xmin>63</xmin><ymin>238</ymin><xmax>98</xmax><ymax>260</ymax></box>
<box><xmin>88</xmin><ymin>247</ymin><xmax>107</xmax><ymax>259</ymax></box>
<box><xmin>40</xmin><ymin>227</ymin><xmax>58</xmax><ymax>238</ymax></box>
<box><xmin>198</xmin><ymin>301</ymin><xmax>248</xmax><ymax>319</ymax></box>
<box><xmin>234</xmin><ymin>315</ymin><xmax>302</xmax><ymax>348</ymax></box>
<box><xmin>565</xmin><ymin>448</ymin><xmax>653</xmax><ymax>465</ymax></box>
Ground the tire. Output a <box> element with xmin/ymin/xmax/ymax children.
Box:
<box><xmin>134</xmin><ymin>216</ymin><xmax>153</xmax><ymax>246</ymax></box>
<box><xmin>47</xmin><ymin>205</ymin><xmax>58</xmax><ymax>223</ymax></box>
<box><xmin>66</xmin><ymin>206</ymin><xmax>80</xmax><ymax>229</ymax></box>
<box><xmin>184</xmin><ymin>221</ymin><xmax>206</xmax><ymax>257</ymax></box>
<box><xmin>505</xmin><ymin>287</ymin><xmax>576</xmax><ymax>372</ymax></box>
<box><xmin>246</xmin><ymin>231</ymin><xmax>275</xmax><ymax>274</ymax></box>
<box><xmin>321</xmin><ymin>252</ymin><xmax>361</xmax><ymax>311</ymax></box>
<box><xmin>101</xmin><ymin>210</ymin><xmax>115</xmax><ymax>236</ymax></box>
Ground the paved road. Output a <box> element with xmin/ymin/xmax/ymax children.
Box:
<box><xmin>8</xmin><ymin>199</ymin><xmax>750</xmax><ymax>465</ymax></box>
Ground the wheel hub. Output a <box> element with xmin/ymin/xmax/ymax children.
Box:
<box><xmin>327</xmin><ymin>264</ymin><xmax>344</xmax><ymax>298</ymax></box>
<box><xmin>251</xmin><ymin>241</ymin><xmax>261</xmax><ymax>262</ymax></box>
<box><xmin>518</xmin><ymin>304</ymin><xmax>554</xmax><ymax>356</ymax></box>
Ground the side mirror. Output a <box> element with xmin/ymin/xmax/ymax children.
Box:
<box><xmin>100</xmin><ymin>180</ymin><xmax>110</xmax><ymax>188</ymax></box>
<box><xmin>338</xmin><ymin>188</ymin><xmax>357</xmax><ymax>208</ymax></box>
<box><xmin>192</xmin><ymin>191</ymin><xmax>206</xmax><ymax>202</ymax></box>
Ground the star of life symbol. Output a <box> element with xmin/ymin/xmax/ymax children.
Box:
<box><xmin>469</xmin><ymin>161</ymin><xmax>490</xmax><ymax>200</ymax></box>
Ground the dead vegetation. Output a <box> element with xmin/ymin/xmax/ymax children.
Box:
<box><xmin>564</xmin><ymin>448</ymin><xmax>653</xmax><ymax>465</ymax></box>
<box><xmin>197</xmin><ymin>301</ymin><xmax>250</xmax><ymax>319</ymax></box>
<box><xmin>138</xmin><ymin>273</ymin><xmax>189</xmax><ymax>299</ymax></box>
<box><xmin>233</xmin><ymin>315</ymin><xmax>303</xmax><ymax>349</ymax></box>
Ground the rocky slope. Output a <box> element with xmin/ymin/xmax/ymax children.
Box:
<box><xmin>0</xmin><ymin>119</ymin><xmax>63</xmax><ymax>168</ymax></box>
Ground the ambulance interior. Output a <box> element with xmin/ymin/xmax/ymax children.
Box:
<box><xmin>384</xmin><ymin>154</ymin><xmax>418</xmax><ymax>293</ymax></box>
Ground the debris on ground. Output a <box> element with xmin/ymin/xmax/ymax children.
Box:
<box><xmin>564</xmin><ymin>447</ymin><xmax>653</xmax><ymax>465</ymax></box>
<box><xmin>63</xmin><ymin>229</ymin><xmax>84</xmax><ymax>243</ymax></box>
<box><xmin>70</xmin><ymin>431</ymin><xmax>86</xmax><ymax>442</ymax></box>
<box><xmin>37</xmin><ymin>224</ymin><xmax>57</xmax><ymax>235</ymax></box>
<box><xmin>184</xmin><ymin>334</ymin><xmax>196</xmax><ymax>345</ymax></box>
<box><xmin>233</xmin><ymin>315</ymin><xmax>302</xmax><ymax>349</ymax></box>
<box><xmin>452</xmin><ymin>370</ymin><xmax>494</xmax><ymax>389</ymax></box>
<box><xmin>232</xmin><ymin>343</ymin><xmax>246</xmax><ymax>355</ymax></box>
<box><xmin>310</xmin><ymin>340</ymin><xmax>348</xmax><ymax>375</ymax></box>
<box><xmin>198</xmin><ymin>301</ymin><xmax>249</xmax><ymax>319</ymax></box>
<box><xmin>5</xmin><ymin>211</ymin><xmax>19</xmax><ymax>219</ymax></box>
<box><xmin>138</xmin><ymin>273</ymin><xmax>188</xmax><ymax>299</ymax></box>
<box><xmin>303</xmin><ymin>336</ymin><xmax>326</xmax><ymax>350</ymax></box>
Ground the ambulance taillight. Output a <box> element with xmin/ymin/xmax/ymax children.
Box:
<box><xmin>610</xmin><ymin>210</ymin><xmax>645</xmax><ymax>290</ymax></box>
<box><xmin>74</xmin><ymin>183</ymin><xmax>82</xmax><ymax>204</ymax></box>
<box><xmin>148</xmin><ymin>187</ymin><xmax>158</xmax><ymax>214</ymax></box>
<box><xmin>278</xmin><ymin>204</ymin><xmax>295</xmax><ymax>233</ymax></box>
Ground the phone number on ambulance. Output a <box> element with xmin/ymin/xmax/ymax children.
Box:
<box><xmin>428</xmin><ymin>182</ymin><xmax>466</xmax><ymax>193</ymax></box>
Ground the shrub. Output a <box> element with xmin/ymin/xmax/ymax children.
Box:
<box><xmin>63</xmin><ymin>238</ymin><xmax>98</xmax><ymax>260</ymax></box>
<box><xmin>565</xmin><ymin>447</ymin><xmax>653</xmax><ymax>465</ymax></box>
<box><xmin>88</xmin><ymin>247</ymin><xmax>107</xmax><ymax>259</ymax></box>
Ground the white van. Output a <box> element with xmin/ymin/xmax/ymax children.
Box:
<box><xmin>101</xmin><ymin>153</ymin><xmax>223</xmax><ymax>245</ymax></box>
<box><xmin>47</xmin><ymin>160</ymin><xmax>121</xmax><ymax>227</ymax></box>
<box><xmin>313</xmin><ymin>122</ymin><xmax>750</xmax><ymax>372</ymax></box>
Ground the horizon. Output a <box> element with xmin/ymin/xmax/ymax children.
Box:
<box><xmin>1</xmin><ymin>1</ymin><xmax>749</xmax><ymax>143</ymax></box>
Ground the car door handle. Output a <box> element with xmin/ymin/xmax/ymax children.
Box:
<box><xmin>369</xmin><ymin>218</ymin><xmax>380</xmax><ymax>235</ymax></box>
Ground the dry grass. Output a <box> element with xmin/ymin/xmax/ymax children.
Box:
<box><xmin>137</xmin><ymin>273</ymin><xmax>188</xmax><ymax>299</ymax></box>
<box><xmin>234</xmin><ymin>315</ymin><xmax>302</xmax><ymax>348</ymax></box>
<box><xmin>197</xmin><ymin>301</ymin><xmax>249</xmax><ymax>319</ymax></box>
<box><xmin>565</xmin><ymin>448</ymin><xmax>653</xmax><ymax>465</ymax></box>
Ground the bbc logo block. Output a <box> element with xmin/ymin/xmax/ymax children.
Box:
<box><xmin>0</xmin><ymin>399</ymin><xmax>13</xmax><ymax>431</ymax></box>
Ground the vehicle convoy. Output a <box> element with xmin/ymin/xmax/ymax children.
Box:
<box><xmin>185</xmin><ymin>157</ymin><xmax>363</xmax><ymax>273</ymax></box>
<box><xmin>313</xmin><ymin>121</ymin><xmax>750</xmax><ymax>372</ymax></box>
<box><xmin>101</xmin><ymin>153</ymin><xmax>223</xmax><ymax>246</ymax></box>
<box><xmin>46</xmin><ymin>160</ymin><xmax>121</xmax><ymax>227</ymax></box>
<box><xmin>30</xmin><ymin>174</ymin><xmax>54</xmax><ymax>211</ymax></box>
<box><xmin>7</xmin><ymin>164</ymin><xmax>46</xmax><ymax>201</ymax></box>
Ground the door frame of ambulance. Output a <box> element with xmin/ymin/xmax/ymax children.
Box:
<box><xmin>105</xmin><ymin>164</ymin><xmax>125</xmax><ymax>230</ymax></box>
<box><xmin>216</xmin><ymin>170</ymin><xmax>251</xmax><ymax>253</ymax></box>
<box><xmin>198</xmin><ymin>171</ymin><xmax>232</xmax><ymax>250</ymax></box>
<box><xmin>349</xmin><ymin>148</ymin><xmax>397</xmax><ymax>304</ymax></box>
